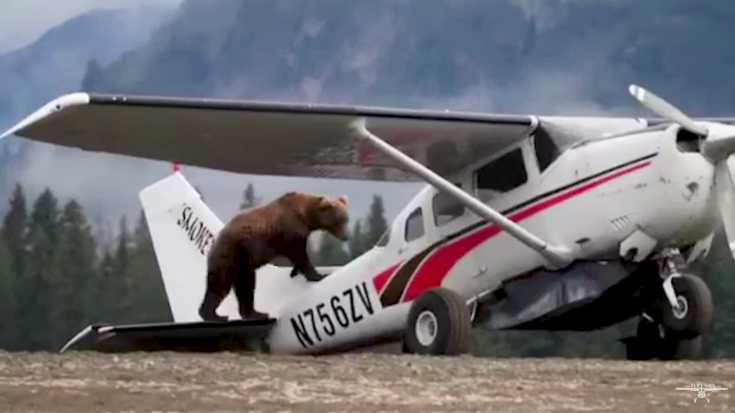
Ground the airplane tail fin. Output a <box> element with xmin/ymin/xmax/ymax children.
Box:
<box><xmin>139</xmin><ymin>169</ymin><xmax>233</xmax><ymax>323</ymax></box>
<box><xmin>139</xmin><ymin>168</ymin><xmax>340</xmax><ymax>323</ymax></box>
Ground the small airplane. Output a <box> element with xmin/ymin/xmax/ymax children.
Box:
<box><xmin>674</xmin><ymin>384</ymin><xmax>729</xmax><ymax>403</ymax></box>
<box><xmin>2</xmin><ymin>83</ymin><xmax>734</xmax><ymax>360</ymax></box>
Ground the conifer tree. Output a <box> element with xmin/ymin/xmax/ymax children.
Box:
<box><xmin>316</xmin><ymin>233</ymin><xmax>351</xmax><ymax>266</ymax></box>
<box><xmin>2</xmin><ymin>183</ymin><xmax>28</xmax><ymax>275</ymax></box>
<box><xmin>347</xmin><ymin>219</ymin><xmax>367</xmax><ymax>259</ymax></box>
<box><xmin>0</xmin><ymin>237</ymin><xmax>17</xmax><ymax>349</ymax></box>
<box><xmin>239</xmin><ymin>183</ymin><xmax>260</xmax><ymax>210</ymax></box>
<box><xmin>126</xmin><ymin>210</ymin><xmax>172</xmax><ymax>322</ymax></box>
<box><xmin>51</xmin><ymin>199</ymin><xmax>98</xmax><ymax>346</ymax></box>
<box><xmin>363</xmin><ymin>195</ymin><xmax>388</xmax><ymax>249</ymax></box>
<box><xmin>110</xmin><ymin>216</ymin><xmax>135</xmax><ymax>323</ymax></box>
<box><xmin>17</xmin><ymin>189</ymin><xmax>61</xmax><ymax>350</ymax></box>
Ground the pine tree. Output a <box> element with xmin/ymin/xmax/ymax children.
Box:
<box><xmin>81</xmin><ymin>58</ymin><xmax>103</xmax><ymax>91</ymax></box>
<box><xmin>363</xmin><ymin>195</ymin><xmax>389</xmax><ymax>249</ymax></box>
<box><xmin>110</xmin><ymin>216</ymin><xmax>135</xmax><ymax>323</ymax></box>
<box><xmin>316</xmin><ymin>233</ymin><xmax>351</xmax><ymax>266</ymax></box>
<box><xmin>2</xmin><ymin>183</ymin><xmax>28</xmax><ymax>276</ymax></box>
<box><xmin>51</xmin><ymin>199</ymin><xmax>98</xmax><ymax>347</ymax></box>
<box><xmin>0</xmin><ymin>237</ymin><xmax>17</xmax><ymax>349</ymax></box>
<box><xmin>16</xmin><ymin>188</ymin><xmax>61</xmax><ymax>350</ymax></box>
<box><xmin>93</xmin><ymin>246</ymin><xmax>117</xmax><ymax>323</ymax></box>
<box><xmin>348</xmin><ymin>219</ymin><xmax>367</xmax><ymax>259</ymax></box>
<box><xmin>0</xmin><ymin>184</ymin><xmax>26</xmax><ymax>350</ymax></box>
<box><xmin>125</xmin><ymin>210</ymin><xmax>173</xmax><ymax>323</ymax></box>
<box><xmin>239</xmin><ymin>183</ymin><xmax>260</xmax><ymax>210</ymax></box>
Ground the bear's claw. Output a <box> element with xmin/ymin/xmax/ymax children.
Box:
<box><xmin>305</xmin><ymin>272</ymin><xmax>327</xmax><ymax>282</ymax></box>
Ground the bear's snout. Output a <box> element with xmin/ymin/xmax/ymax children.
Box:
<box><xmin>332</xmin><ymin>225</ymin><xmax>349</xmax><ymax>241</ymax></box>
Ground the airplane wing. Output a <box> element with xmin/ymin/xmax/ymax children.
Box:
<box><xmin>0</xmin><ymin>92</ymin><xmax>537</xmax><ymax>182</ymax></box>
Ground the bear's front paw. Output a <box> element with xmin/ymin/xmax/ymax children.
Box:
<box><xmin>305</xmin><ymin>272</ymin><xmax>327</xmax><ymax>282</ymax></box>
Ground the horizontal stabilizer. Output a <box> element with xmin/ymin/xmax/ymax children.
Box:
<box><xmin>60</xmin><ymin>318</ymin><xmax>276</xmax><ymax>353</ymax></box>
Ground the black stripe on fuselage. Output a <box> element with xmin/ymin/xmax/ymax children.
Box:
<box><xmin>378</xmin><ymin>152</ymin><xmax>657</xmax><ymax>308</ymax></box>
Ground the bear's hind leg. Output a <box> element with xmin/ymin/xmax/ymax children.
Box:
<box><xmin>198</xmin><ymin>269</ymin><xmax>230</xmax><ymax>322</ymax></box>
<box><xmin>234</xmin><ymin>267</ymin><xmax>270</xmax><ymax>320</ymax></box>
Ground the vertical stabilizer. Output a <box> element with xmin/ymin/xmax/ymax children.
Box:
<box><xmin>139</xmin><ymin>170</ymin><xmax>328</xmax><ymax>323</ymax></box>
<box><xmin>139</xmin><ymin>171</ymin><xmax>236</xmax><ymax>322</ymax></box>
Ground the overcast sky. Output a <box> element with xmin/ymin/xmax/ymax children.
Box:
<box><xmin>0</xmin><ymin>0</ymin><xmax>184</xmax><ymax>53</ymax></box>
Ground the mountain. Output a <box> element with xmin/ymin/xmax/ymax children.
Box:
<box><xmin>0</xmin><ymin>5</ymin><xmax>177</xmax><ymax>217</ymax></box>
<box><xmin>7</xmin><ymin>0</ymin><xmax>735</xmax><ymax>228</ymax></box>
<box><xmin>85</xmin><ymin>0</ymin><xmax>735</xmax><ymax>115</ymax></box>
<box><xmin>0</xmin><ymin>5</ymin><xmax>175</xmax><ymax>131</ymax></box>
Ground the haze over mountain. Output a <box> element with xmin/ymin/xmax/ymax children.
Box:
<box><xmin>0</xmin><ymin>4</ymin><xmax>175</xmax><ymax>219</ymax></box>
<box><xmin>3</xmin><ymin>0</ymin><xmax>735</xmax><ymax>228</ymax></box>
<box><xmin>0</xmin><ymin>0</ymin><xmax>183</xmax><ymax>53</ymax></box>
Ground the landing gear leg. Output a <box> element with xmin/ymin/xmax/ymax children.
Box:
<box><xmin>625</xmin><ymin>249</ymin><xmax>713</xmax><ymax>360</ymax></box>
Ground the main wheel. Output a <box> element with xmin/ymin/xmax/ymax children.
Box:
<box><xmin>659</xmin><ymin>335</ymin><xmax>705</xmax><ymax>361</ymax></box>
<box><xmin>403</xmin><ymin>288</ymin><xmax>471</xmax><ymax>355</ymax></box>
<box><xmin>662</xmin><ymin>273</ymin><xmax>714</xmax><ymax>339</ymax></box>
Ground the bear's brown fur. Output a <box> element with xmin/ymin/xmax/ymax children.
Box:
<box><xmin>198</xmin><ymin>191</ymin><xmax>350</xmax><ymax>322</ymax></box>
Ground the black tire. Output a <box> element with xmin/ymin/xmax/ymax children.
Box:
<box><xmin>403</xmin><ymin>288</ymin><xmax>471</xmax><ymax>356</ymax></box>
<box><xmin>624</xmin><ymin>318</ymin><xmax>662</xmax><ymax>361</ymax></box>
<box><xmin>627</xmin><ymin>316</ymin><xmax>706</xmax><ymax>361</ymax></box>
<box><xmin>659</xmin><ymin>335</ymin><xmax>705</xmax><ymax>361</ymax></box>
<box><xmin>662</xmin><ymin>273</ymin><xmax>714</xmax><ymax>339</ymax></box>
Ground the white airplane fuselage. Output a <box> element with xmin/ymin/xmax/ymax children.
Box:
<box><xmin>265</xmin><ymin>122</ymin><xmax>722</xmax><ymax>355</ymax></box>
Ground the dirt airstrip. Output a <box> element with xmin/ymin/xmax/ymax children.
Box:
<box><xmin>0</xmin><ymin>350</ymin><xmax>733</xmax><ymax>412</ymax></box>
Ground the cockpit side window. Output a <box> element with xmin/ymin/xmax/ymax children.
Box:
<box><xmin>533</xmin><ymin>128</ymin><xmax>561</xmax><ymax>173</ymax></box>
<box><xmin>432</xmin><ymin>190</ymin><xmax>466</xmax><ymax>227</ymax></box>
<box><xmin>474</xmin><ymin>147</ymin><xmax>528</xmax><ymax>202</ymax></box>
<box><xmin>404</xmin><ymin>207</ymin><xmax>425</xmax><ymax>242</ymax></box>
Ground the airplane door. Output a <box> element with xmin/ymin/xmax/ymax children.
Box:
<box><xmin>426</xmin><ymin>187</ymin><xmax>484</xmax><ymax>299</ymax></box>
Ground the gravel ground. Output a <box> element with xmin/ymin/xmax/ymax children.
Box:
<box><xmin>0</xmin><ymin>350</ymin><xmax>734</xmax><ymax>412</ymax></box>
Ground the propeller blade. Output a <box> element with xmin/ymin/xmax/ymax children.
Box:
<box><xmin>701</xmin><ymin>134</ymin><xmax>735</xmax><ymax>163</ymax></box>
<box><xmin>714</xmin><ymin>161</ymin><xmax>735</xmax><ymax>257</ymax></box>
<box><xmin>628</xmin><ymin>84</ymin><xmax>709</xmax><ymax>137</ymax></box>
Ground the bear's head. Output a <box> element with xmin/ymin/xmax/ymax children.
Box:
<box><xmin>310</xmin><ymin>194</ymin><xmax>350</xmax><ymax>241</ymax></box>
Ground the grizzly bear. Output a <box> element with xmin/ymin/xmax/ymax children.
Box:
<box><xmin>198</xmin><ymin>191</ymin><xmax>350</xmax><ymax>322</ymax></box>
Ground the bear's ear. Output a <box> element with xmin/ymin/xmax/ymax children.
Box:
<box><xmin>337</xmin><ymin>195</ymin><xmax>349</xmax><ymax>207</ymax></box>
<box><xmin>317</xmin><ymin>196</ymin><xmax>332</xmax><ymax>209</ymax></box>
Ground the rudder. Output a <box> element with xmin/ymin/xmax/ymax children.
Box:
<box><xmin>139</xmin><ymin>170</ymin><xmax>241</xmax><ymax>322</ymax></box>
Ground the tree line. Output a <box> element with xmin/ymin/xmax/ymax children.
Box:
<box><xmin>1</xmin><ymin>181</ymin><xmax>735</xmax><ymax>358</ymax></box>
<box><xmin>0</xmin><ymin>182</ymin><xmax>390</xmax><ymax>352</ymax></box>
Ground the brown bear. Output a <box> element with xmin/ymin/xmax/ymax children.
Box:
<box><xmin>198</xmin><ymin>191</ymin><xmax>350</xmax><ymax>322</ymax></box>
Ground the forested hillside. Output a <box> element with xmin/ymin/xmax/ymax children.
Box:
<box><xmin>4</xmin><ymin>0</ymin><xmax>735</xmax><ymax>357</ymax></box>
<box><xmin>0</xmin><ymin>182</ymin><xmax>389</xmax><ymax>352</ymax></box>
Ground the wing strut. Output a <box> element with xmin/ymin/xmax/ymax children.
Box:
<box><xmin>348</xmin><ymin>118</ymin><xmax>573</xmax><ymax>269</ymax></box>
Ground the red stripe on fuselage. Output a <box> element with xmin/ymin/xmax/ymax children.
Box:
<box><xmin>372</xmin><ymin>262</ymin><xmax>403</xmax><ymax>295</ymax></box>
<box><xmin>400</xmin><ymin>161</ymin><xmax>652</xmax><ymax>303</ymax></box>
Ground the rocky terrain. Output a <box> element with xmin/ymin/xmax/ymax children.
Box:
<box><xmin>0</xmin><ymin>350</ymin><xmax>733</xmax><ymax>412</ymax></box>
